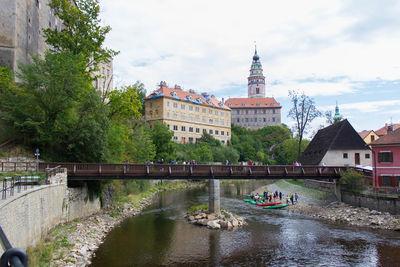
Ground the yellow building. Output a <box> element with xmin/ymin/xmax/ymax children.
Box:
<box><xmin>145</xmin><ymin>84</ymin><xmax>231</xmax><ymax>144</ymax></box>
<box><xmin>359</xmin><ymin>130</ymin><xmax>379</xmax><ymax>146</ymax></box>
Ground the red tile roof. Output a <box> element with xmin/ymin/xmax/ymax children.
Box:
<box><xmin>371</xmin><ymin>128</ymin><xmax>400</xmax><ymax>146</ymax></box>
<box><xmin>224</xmin><ymin>97</ymin><xmax>280</xmax><ymax>108</ymax></box>
<box><xmin>358</xmin><ymin>130</ymin><xmax>372</xmax><ymax>139</ymax></box>
<box><xmin>375</xmin><ymin>124</ymin><xmax>400</xmax><ymax>136</ymax></box>
<box><xmin>146</xmin><ymin>87</ymin><xmax>230</xmax><ymax>110</ymax></box>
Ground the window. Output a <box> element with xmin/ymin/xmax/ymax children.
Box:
<box><xmin>343</xmin><ymin>153</ymin><xmax>348</xmax><ymax>159</ymax></box>
<box><xmin>237</xmin><ymin>110</ymin><xmax>240</xmax><ymax>114</ymax></box>
<box><xmin>181</xmin><ymin>114</ymin><xmax>186</xmax><ymax>120</ymax></box>
<box><xmin>222</xmin><ymin>140</ymin><xmax>225</xmax><ymax>144</ymax></box>
<box><xmin>263</xmin><ymin>110</ymin><xmax>266</xmax><ymax>114</ymax></box>
<box><xmin>221</xmin><ymin>121</ymin><xmax>224</xmax><ymax>126</ymax></box>
<box><xmin>189</xmin><ymin>137</ymin><xmax>194</xmax><ymax>143</ymax></box>
<box><xmin>173</xmin><ymin>113</ymin><xmax>178</xmax><ymax>119</ymax></box>
<box><xmin>167</xmin><ymin>112</ymin><xmax>170</xmax><ymax>118</ymax></box>
<box><xmin>378</xmin><ymin>152</ymin><xmax>393</xmax><ymax>163</ymax></box>
<box><xmin>189</xmin><ymin>106</ymin><xmax>193</xmax><ymax>111</ymax></box>
<box><xmin>263</xmin><ymin>118</ymin><xmax>266</xmax><ymax>122</ymax></box>
<box><xmin>189</xmin><ymin>116</ymin><xmax>193</xmax><ymax>121</ymax></box>
<box><xmin>209</xmin><ymin>129</ymin><xmax>213</xmax><ymax>134</ymax></box>
<box><xmin>254</xmin><ymin>110</ymin><xmax>257</xmax><ymax>114</ymax></box>
<box><xmin>202</xmin><ymin>117</ymin><xmax>206</xmax><ymax>123</ymax></box>
<box><xmin>273</xmin><ymin>118</ymin><xmax>275</xmax><ymax>122</ymax></box>
<box><xmin>227</xmin><ymin>132</ymin><xmax>229</xmax><ymax>136</ymax></box>
<box><xmin>215</xmin><ymin>111</ymin><xmax>218</xmax><ymax>115</ymax></box>
<box><xmin>167</xmin><ymin>101</ymin><xmax>170</xmax><ymax>107</ymax></box>
<box><xmin>246</xmin><ymin>118</ymin><xmax>248</xmax><ymax>122</ymax></box>
<box><xmin>181</xmin><ymin>104</ymin><xmax>185</xmax><ymax>110</ymax></box>
<box><xmin>167</xmin><ymin>124</ymin><xmax>170</xmax><ymax>129</ymax></box>
<box><xmin>202</xmin><ymin>108</ymin><xmax>206</xmax><ymax>113</ymax></box>
<box><xmin>273</xmin><ymin>109</ymin><xmax>276</xmax><ymax>114</ymax></box>
<box><xmin>209</xmin><ymin>109</ymin><xmax>212</xmax><ymax>114</ymax></box>
<box><xmin>215</xmin><ymin>120</ymin><xmax>219</xmax><ymax>125</ymax></box>
<box><xmin>246</xmin><ymin>110</ymin><xmax>248</xmax><ymax>114</ymax></box>
<box><xmin>196</xmin><ymin>128</ymin><xmax>200</xmax><ymax>133</ymax></box>
<box><xmin>173</xmin><ymin>136</ymin><xmax>178</xmax><ymax>140</ymax></box>
<box><xmin>237</xmin><ymin>118</ymin><xmax>240</xmax><ymax>122</ymax></box>
<box><xmin>189</xmin><ymin>127</ymin><xmax>193</xmax><ymax>132</ymax></box>
<box><xmin>195</xmin><ymin>107</ymin><xmax>200</xmax><ymax>112</ymax></box>
<box><xmin>221</xmin><ymin>112</ymin><xmax>224</xmax><ymax>117</ymax></box>
<box><xmin>382</xmin><ymin>176</ymin><xmax>392</xmax><ymax>186</ymax></box>
<box><xmin>203</xmin><ymin>129</ymin><xmax>207</xmax><ymax>133</ymax></box>
<box><xmin>173</xmin><ymin>102</ymin><xmax>178</xmax><ymax>108</ymax></box>
<box><xmin>221</xmin><ymin>131</ymin><xmax>224</xmax><ymax>135</ymax></box>
<box><xmin>209</xmin><ymin>119</ymin><xmax>213</xmax><ymax>124</ymax></box>
<box><xmin>215</xmin><ymin>130</ymin><xmax>219</xmax><ymax>135</ymax></box>
<box><xmin>181</xmin><ymin>126</ymin><xmax>186</xmax><ymax>131</ymax></box>
<box><xmin>196</xmin><ymin>116</ymin><xmax>200</xmax><ymax>122</ymax></box>
<box><xmin>371</xmin><ymin>135</ymin><xmax>375</xmax><ymax>141</ymax></box>
<box><xmin>365</xmin><ymin>153</ymin><xmax>370</xmax><ymax>159</ymax></box>
<box><xmin>173</xmin><ymin>125</ymin><xmax>178</xmax><ymax>131</ymax></box>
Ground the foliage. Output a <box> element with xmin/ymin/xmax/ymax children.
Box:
<box><xmin>272</xmin><ymin>138</ymin><xmax>310</xmax><ymax>165</ymax></box>
<box><xmin>340</xmin><ymin>169</ymin><xmax>365</xmax><ymax>193</ymax></box>
<box><xmin>230</xmin><ymin>124</ymin><xmax>292</xmax><ymax>163</ymax></box>
<box><xmin>150</xmin><ymin>121</ymin><xmax>176</xmax><ymax>162</ymax></box>
<box><xmin>288</xmin><ymin>90</ymin><xmax>322</xmax><ymax>160</ymax></box>
<box><xmin>43</xmin><ymin>0</ymin><xmax>118</xmax><ymax>71</ymax></box>
<box><xmin>0</xmin><ymin>52</ymin><xmax>109</xmax><ymax>162</ymax></box>
<box><xmin>106</xmin><ymin>84</ymin><xmax>143</xmax><ymax>122</ymax></box>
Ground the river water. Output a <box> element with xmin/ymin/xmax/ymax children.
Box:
<box><xmin>90</xmin><ymin>181</ymin><xmax>400</xmax><ymax>266</ymax></box>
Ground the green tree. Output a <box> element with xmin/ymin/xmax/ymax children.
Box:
<box><xmin>44</xmin><ymin>0</ymin><xmax>118</xmax><ymax>71</ymax></box>
<box><xmin>273</xmin><ymin>138</ymin><xmax>310</xmax><ymax>165</ymax></box>
<box><xmin>0</xmin><ymin>52</ymin><xmax>109</xmax><ymax>161</ymax></box>
<box><xmin>150</xmin><ymin>121</ymin><xmax>176</xmax><ymax>162</ymax></box>
<box><xmin>106</xmin><ymin>84</ymin><xmax>142</xmax><ymax>122</ymax></box>
<box><xmin>192</xmin><ymin>143</ymin><xmax>213</xmax><ymax>163</ymax></box>
<box><xmin>288</xmin><ymin>90</ymin><xmax>321</xmax><ymax>160</ymax></box>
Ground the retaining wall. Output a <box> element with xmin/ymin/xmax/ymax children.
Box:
<box><xmin>304</xmin><ymin>179</ymin><xmax>399</xmax><ymax>215</ymax></box>
<box><xmin>0</xmin><ymin>169</ymin><xmax>100</xmax><ymax>253</ymax></box>
<box><xmin>341</xmin><ymin>192</ymin><xmax>399</xmax><ymax>215</ymax></box>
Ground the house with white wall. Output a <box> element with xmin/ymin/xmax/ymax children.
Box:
<box><xmin>300</xmin><ymin>119</ymin><xmax>372</xmax><ymax>167</ymax></box>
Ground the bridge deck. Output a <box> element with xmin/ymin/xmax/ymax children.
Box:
<box><xmin>38</xmin><ymin>163</ymin><xmax>366</xmax><ymax>180</ymax></box>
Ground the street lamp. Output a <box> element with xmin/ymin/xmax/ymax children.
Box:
<box><xmin>35</xmin><ymin>148</ymin><xmax>40</xmax><ymax>172</ymax></box>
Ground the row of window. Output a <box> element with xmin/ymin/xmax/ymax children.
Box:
<box><xmin>379</xmin><ymin>175</ymin><xmax>400</xmax><ymax>187</ymax></box>
<box><xmin>166</xmin><ymin>101</ymin><xmax>228</xmax><ymax>117</ymax></box>
<box><xmin>236</xmin><ymin>117</ymin><xmax>276</xmax><ymax>123</ymax></box>
<box><xmin>237</xmin><ymin>122</ymin><xmax>278</xmax><ymax>127</ymax></box>
<box><xmin>167</xmin><ymin>112</ymin><xmax>229</xmax><ymax>126</ymax></box>
<box><xmin>343</xmin><ymin>153</ymin><xmax>370</xmax><ymax>159</ymax></box>
<box><xmin>235</xmin><ymin>109</ymin><xmax>276</xmax><ymax>115</ymax></box>
<box><xmin>169</xmin><ymin>125</ymin><xmax>229</xmax><ymax>136</ymax></box>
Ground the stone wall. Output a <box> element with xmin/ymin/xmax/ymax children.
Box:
<box><xmin>341</xmin><ymin>192</ymin><xmax>399</xmax><ymax>215</ymax></box>
<box><xmin>304</xmin><ymin>179</ymin><xmax>399</xmax><ymax>215</ymax></box>
<box><xmin>304</xmin><ymin>179</ymin><xmax>336</xmax><ymax>192</ymax></box>
<box><xmin>0</xmin><ymin>169</ymin><xmax>100</xmax><ymax>254</ymax></box>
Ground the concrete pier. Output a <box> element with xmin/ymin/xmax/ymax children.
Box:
<box><xmin>209</xmin><ymin>179</ymin><xmax>220</xmax><ymax>214</ymax></box>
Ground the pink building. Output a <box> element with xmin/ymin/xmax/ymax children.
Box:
<box><xmin>371</xmin><ymin>127</ymin><xmax>400</xmax><ymax>187</ymax></box>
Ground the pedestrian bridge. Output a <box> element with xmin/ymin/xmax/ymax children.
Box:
<box><xmin>38</xmin><ymin>163</ymin><xmax>369</xmax><ymax>181</ymax></box>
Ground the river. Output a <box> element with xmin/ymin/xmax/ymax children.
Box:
<box><xmin>90</xmin><ymin>181</ymin><xmax>400</xmax><ymax>266</ymax></box>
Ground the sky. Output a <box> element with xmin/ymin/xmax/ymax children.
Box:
<box><xmin>99</xmin><ymin>0</ymin><xmax>400</xmax><ymax>136</ymax></box>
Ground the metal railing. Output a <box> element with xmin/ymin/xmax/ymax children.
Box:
<box><xmin>1</xmin><ymin>175</ymin><xmax>42</xmax><ymax>200</ymax></box>
<box><xmin>38</xmin><ymin>162</ymin><xmax>351</xmax><ymax>180</ymax></box>
<box><xmin>363</xmin><ymin>187</ymin><xmax>400</xmax><ymax>197</ymax></box>
<box><xmin>0</xmin><ymin>226</ymin><xmax>27</xmax><ymax>267</ymax></box>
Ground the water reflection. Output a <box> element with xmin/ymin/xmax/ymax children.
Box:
<box><xmin>91</xmin><ymin>181</ymin><xmax>400</xmax><ymax>266</ymax></box>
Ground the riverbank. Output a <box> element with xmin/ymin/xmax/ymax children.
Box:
<box><xmin>29</xmin><ymin>181</ymin><xmax>205</xmax><ymax>267</ymax></box>
<box><xmin>254</xmin><ymin>180</ymin><xmax>400</xmax><ymax>231</ymax></box>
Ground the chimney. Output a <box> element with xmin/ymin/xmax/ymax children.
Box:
<box><xmin>387</xmin><ymin>124</ymin><xmax>393</xmax><ymax>132</ymax></box>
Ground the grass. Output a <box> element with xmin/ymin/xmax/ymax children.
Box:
<box><xmin>286</xmin><ymin>179</ymin><xmax>304</xmax><ymax>186</ymax></box>
<box><xmin>274</xmin><ymin>180</ymin><xmax>331</xmax><ymax>200</ymax></box>
<box><xmin>27</xmin><ymin>220</ymin><xmax>79</xmax><ymax>266</ymax></box>
<box><xmin>187</xmin><ymin>204</ymin><xmax>209</xmax><ymax>213</ymax></box>
<box><xmin>0</xmin><ymin>171</ymin><xmax>45</xmax><ymax>180</ymax></box>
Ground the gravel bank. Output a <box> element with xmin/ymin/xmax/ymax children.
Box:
<box><xmin>253</xmin><ymin>180</ymin><xmax>400</xmax><ymax>231</ymax></box>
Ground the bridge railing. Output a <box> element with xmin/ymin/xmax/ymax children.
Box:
<box><xmin>39</xmin><ymin>162</ymin><xmax>354</xmax><ymax>180</ymax></box>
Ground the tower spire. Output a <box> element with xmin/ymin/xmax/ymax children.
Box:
<box><xmin>248</xmin><ymin>44</ymin><xmax>265</xmax><ymax>98</ymax></box>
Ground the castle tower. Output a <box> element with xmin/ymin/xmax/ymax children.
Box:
<box><xmin>248</xmin><ymin>46</ymin><xmax>265</xmax><ymax>98</ymax></box>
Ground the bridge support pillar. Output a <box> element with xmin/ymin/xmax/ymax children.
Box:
<box><xmin>209</xmin><ymin>179</ymin><xmax>220</xmax><ymax>214</ymax></box>
<box><xmin>334</xmin><ymin>180</ymin><xmax>342</xmax><ymax>202</ymax></box>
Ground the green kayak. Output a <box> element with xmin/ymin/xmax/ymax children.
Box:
<box><xmin>263</xmin><ymin>204</ymin><xmax>289</xmax><ymax>209</ymax></box>
<box><xmin>243</xmin><ymin>199</ymin><xmax>252</xmax><ymax>203</ymax></box>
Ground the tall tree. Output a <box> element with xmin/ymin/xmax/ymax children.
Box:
<box><xmin>106</xmin><ymin>84</ymin><xmax>142</xmax><ymax>122</ymax></box>
<box><xmin>0</xmin><ymin>51</ymin><xmax>109</xmax><ymax>161</ymax></box>
<box><xmin>288</xmin><ymin>90</ymin><xmax>321</xmax><ymax>160</ymax></box>
<box><xmin>150</xmin><ymin>121</ymin><xmax>176</xmax><ymax>162</ymax></box>
<box><xmin>44</xmin><ymin>0</ymin><xmax>118</xmax><ymax>71</ymax></box>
